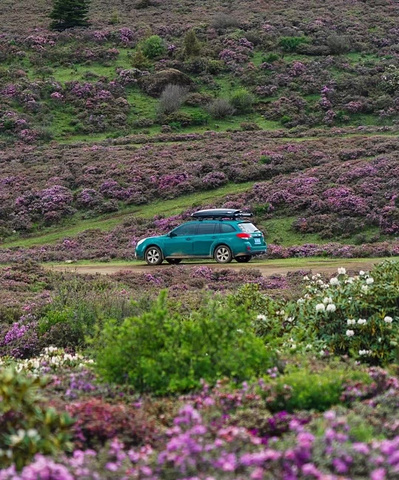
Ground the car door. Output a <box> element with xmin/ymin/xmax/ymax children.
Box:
<box><xmin>192</xmin><ymin>222</ymin><xmax>217</xmax><ymax>256</ymax></box>
<box><xmin>163</xmin><ymin>223</ymin><xmax>197</xmax><ymax>257</ymax></box>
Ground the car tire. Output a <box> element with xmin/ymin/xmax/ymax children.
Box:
<box><xmin>167</xmin><ymin>258</ymin><xmax>182</xmax><ymax>265</ymax></box>
<box><xmin>145</xmin><ymin>246</ymin><xmax>163</xmax><ymax>265</ymax></box>
<box><xmin>214</xmin><ymin>245</ymin><xmax>232</xmax><ymax>264</ymax></box>
<box><xmin>236</xmin><ymin>255</ymin><xmax>251</xmax><ymax>263</ymax></box>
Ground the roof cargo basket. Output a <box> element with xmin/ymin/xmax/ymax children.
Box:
<box><xmin>191</xmin><ymin>209</ymin><xmax>253</xmax><ymax>219</ymax></box>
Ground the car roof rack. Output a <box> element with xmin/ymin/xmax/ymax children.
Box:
<box><xmin>191</xmin><ymin>209</ymin><xmax>253</xmax><ymax>220</ymax></box>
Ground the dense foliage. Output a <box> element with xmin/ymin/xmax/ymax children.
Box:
<box><xmin>0</xmin><ymin>258</ymin><xmax>398</xmax><ymax>478</ymax></box>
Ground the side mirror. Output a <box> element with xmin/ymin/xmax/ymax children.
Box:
<box><xmin>169</xmin><ymin>231</ymin><xmax>177</xmax><ymax>238</ymax></box>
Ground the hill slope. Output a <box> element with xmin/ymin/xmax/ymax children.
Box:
<box><xmin>0</xmin><ymin>0</ymin><xmax>398</xmax><ymax>259</ymax></box>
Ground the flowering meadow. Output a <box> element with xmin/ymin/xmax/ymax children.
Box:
<box><xmin>1</xmin><ymin>0</ymin><xmax>399</xmax><ymax>478</ymax></box>
<box><xmin>0</xmin><ymin>260</ymin><xmax>399</xmax><ymax>479</ymax></box>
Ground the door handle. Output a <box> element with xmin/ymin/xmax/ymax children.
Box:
<box><xmin>186</xmin><ymin>238</ymin><xmax>192</xmax><ymax>241</ymax></box>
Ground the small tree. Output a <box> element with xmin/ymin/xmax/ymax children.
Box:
<box><xmin>49</xmin><ymin>0</ymin><xmax>91</xmax><ymax>31</ymax></box>
<box><xmin>183</xmin><ymin>29</ymin><xmax>201</xmax><ymax>58</ymax></box>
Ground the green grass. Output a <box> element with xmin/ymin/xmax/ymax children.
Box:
<box><xmin>262</xmin><ymin>217</ymin><xmax>384</xmax><ymax>247</ymax></box>
<box><xmin>0</xmin><ymin>182</ymin><xmax>255</xmax><ymax>248</ymax></box>
<box><xmin>44</xmin><ymin>256</ymin><xmax>399</xmax><ymax>269</ymax></box>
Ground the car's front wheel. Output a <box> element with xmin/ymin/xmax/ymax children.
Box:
<box><xmin>236</xmin><ymin>255</ymin><xmax>251</xmax><ymax>263</ymax></box>
<box><xmin>214</xmin><ymin>245</ymin><xmax>232</xmax><ymax>264</ymax></box>
<box><xmin>145</xmin><ymin>246</ymin><xmax>163</xmax><ymax>265</ymax></box>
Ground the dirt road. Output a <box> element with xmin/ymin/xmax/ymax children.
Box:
<box><xmin>48</xmin><ymin>258</ymin><xmax>388</xmax><ymax>276</ymax></box>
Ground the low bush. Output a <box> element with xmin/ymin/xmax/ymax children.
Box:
<box><xmin>92</xmin><ymin>291</ymin><xmax>275</xmax><ymax>395</ymax></box>
<box><xmin>230</xmin><ymin>89</ymin><xmax>254</xmax><ymax>113</ymax></box>
<box><xmin>206</xmin><ymin>98</ymin><xmax>236</xmax><ymax>118</ymax></box>
<box><xmin>279</xmin><ymin>36</ymin><xmax>309</xmax><ymax>52</ymax></box>
<box><xmin>262</xmin><ymin>365</ymin><xmax>370</xmax><ymax>413</ymax></box>
<box><xmin>0</xmin><ymin>368</ymin><xmax>73</xmax><ymax>470</ymax></box>
<box><xmin>66</xmin><ymin>398</ymin><xmax>159</xmax><ymax>449</ymax></box>
<box><xmin>140</xmin><ymin>35</ymin><xmax>165</xmax><ymax>59</ymax></box>
<box><xmin>157</xmin><ymin>84</ymin><xmax>188</xmax><ymax>116</ymax></box>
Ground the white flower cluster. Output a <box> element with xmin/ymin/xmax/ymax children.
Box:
<box><xmin>359</xmin><ymin>350</ymin><xmax>371</xmax><ymax>356</ymax></box>
<box><xmin>9</xmin><ymin>428</ymin><xmax>39</xmax><ymax>446</ymax></box>
<box><xmin>14</xmin><ymin>346</ymin><xmax>94</xmax><ymax>375</ymax></box>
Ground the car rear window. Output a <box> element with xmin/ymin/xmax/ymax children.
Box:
<box><xmin>237</xmin><ymin>222</ymin><xmax>259</xmax><ymax>233</ymax></box>
<box><xmin>218</xmin><ymin>223</ymin><xmax>236</xmax><ymax>233</ymax></box>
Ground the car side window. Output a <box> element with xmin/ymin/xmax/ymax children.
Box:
<box><xmin>172</xmin><ymin>223</ymin><xmax>197</xmax><ymax>236</ymax></box>
<box><xmin>219</xmin><ymin>223</ymin><xmax>235</xmax><ymax>233</ymax></box>
<box><xmin>197</xmin><ymin>223</ymin><xmax>216</xmax><ymax>235</ymax></box>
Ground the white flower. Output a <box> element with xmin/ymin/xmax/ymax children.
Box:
<box><xmin>359</xmin><ymin>270</ymin><xmax>365</xmax><ymax>276</ymax></box>
<box><xmin>347</xmin><ymin>319</ymin><xmax>356</xmax><ymax>325</ymax></box>
<box><xmin>337</xmin><ymin>267</ymin><xmax>346</xmax><ymax>275</ymax></box>
<box><xmin>361</xmin><ymin>285</ymin><xmax>369</xmax><ymax>293</ymax></box>
<box><xmin>316</xmin><ymin>303</ymin><xmax>326</xmax><ymax>312</ymax></box>
<box><xmin>345</xmin><ymin>278</ymin><xmax>354</xmax><ymax>284</ymax></box>
<box><xmin>384</xmin><ymin>316</ymin><xmax>393</xmax><ymax>324</ymax></box>
<box><xmin>303</xmin><ymin>275</ymin><xmax>309</xmax><ymax>281</ymax></box>
<box><xmin>287</xmin><ymin>317</ymin><xmax>295</xmax><ymax>323</ymax></box>
<box><xmin>256</xmin><ymin>314</ymin><xmax>267</xmax><ymax>321</ymax></box>
<box><xmin>346</xmin><ymin>330</ymin><xmax>355</xmax><ymax>337</ymax></box>
<box><xmin>297</xmin><ymin>298</ymin><xmax>305</xmax><ymax>304</ymax></box>
<box><xmin>326</xmin><ymin>304</ymin><xmax>336</xmax><ymax>313</ymax></box>
<box><xmin>330</xmin><ymin>277</ymin><xmax>340</xmax><ymax>286</ymax></box>
<box><xmin>357</xmin><ymin>319</ymin><xmax>367</xmax><ymax>325</ymax></box>
<box><xmin>359</xmin><ymin>350</ymin><xmax>371</xmax><ymax>356</ymax></box>
<box><xmin>305</xmin><ymin>344</ymin><xmax>313</xmax><ymax>350</ymax></box>
<box><xmin>323</xmin><ymin>297</ymin><xmax>333</xmax><ymax>304</ymax></box>
<box><xmin>366</xmin><ymin>277</ymin><xmax>374</xmax><ymax>285</ymax></box>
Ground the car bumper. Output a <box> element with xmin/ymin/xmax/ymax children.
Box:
<box><xmin>236</xmin><ymin>244</ymin><xmax>267</xmax><ymax>256</ymax></box>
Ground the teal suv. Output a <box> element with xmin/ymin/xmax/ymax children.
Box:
<box><xmin>135</xmin><ymin>209</ymin><xmax>267</xmax><ymax>265</ymax></box>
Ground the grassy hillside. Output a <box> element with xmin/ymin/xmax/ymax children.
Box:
<box><xmin>0</xmin><ymin>0</ymin><xmax>398</xmax><ymax>259</ymax></box>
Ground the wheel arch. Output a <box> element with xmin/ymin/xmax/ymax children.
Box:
<box><xmin>144</xmin><ymin>244</ymin><xmax>164</xmax><ymax>258</ymax></box>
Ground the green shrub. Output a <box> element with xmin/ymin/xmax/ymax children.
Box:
<box><xmin>183</xmin><ymin>29</ymin><xmax>201</xmax><ymax>58</ymax></box>
<box><xmin>230</xmin><ymin>89</ymin><xmax>254</xmax><ymax>113</ymax></box>
<box><xmin>38</xmin><ymin>307</ymin><xmax>74</xmax><ymax>334</ymax></box>
<box><xmin>264</xmin><ymin>53</ymin><xmax>280</xmax><ymax>63</ymax></box>
<box><xmin>0</xmin><ymin>368</ymin><xmax>73</xmax><ymax>470</ymax></box>
<box><xmin>130</xmin><ymin>48</ymin><xmax>152</xmax><ymax>68</ymax></box>
<box><xmin>92</xmin><ymin>291</ymin><xmax>275</xmax><ymax>395</ymax></box>
<box><xmin>141</xmin><ymin>35</ymin><xmax>166</xmax><ymax>59</ymax></box>
<box><xmin>190</xmin><ymin>110</ymin><xmax>210</xmax><ymax>126</ymax></box>
<box><xmin>263</xmin><ymin>365</ymin><xmax>370</xmax><ymax>412</ymax></box>
<box><xmin>279</xmin><ymin>36</ymin><xmax>308</xmax><ymax>52</ymax></box>
<box><xmin>260</xmin><ymin>155</ymin><xmax>272</xmax><ymax>164</ymax></box>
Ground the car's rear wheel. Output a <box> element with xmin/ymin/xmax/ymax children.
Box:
<box><xmin>214</xmin><ymin>245</ymin><xmax>232</xmax><ymax>264</ymax></box>
<box><xmin>236</xmin><ymin>255</ymin><xmax>251</xmax><ymax>263</ymax></box>
<box><xmin>167</xmin><ymin>258</ymin><xmax>182</xmax><ymax>265</ymax></box>
<box><xmin>145</xmin><ymin>246</ymin><xmax>163</xmax><ymax>265</ymax></box>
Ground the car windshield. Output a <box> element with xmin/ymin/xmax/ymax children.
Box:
<box><xmin>237</xmin><ymin>222</ymin><xmax>260</xmax><ymax>233</ymax></box>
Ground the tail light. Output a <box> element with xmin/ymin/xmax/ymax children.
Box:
<box><xmin>236</xmin><ymin>233</ymin><xmax>251</xmax><ymax>239</ymax></box>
